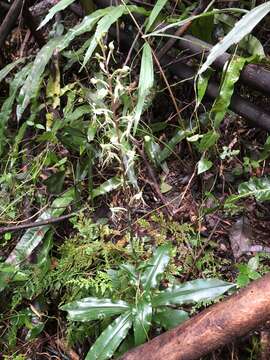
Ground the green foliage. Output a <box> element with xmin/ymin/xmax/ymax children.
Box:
<box><xmin>145</xmin><ymin>0</ymin><xmax>168</xmax><ymax>32</ymax></box>
<box><xmin>211</xmin><ymin>56</ymin><xmax>251</xmax><ymax>128</ymax></box>
<box><xmin>236</xmin><ymin>256</ymin><xmax>261</xmax><ymax>288</ymax></box>
<box><xmin>226</xmin><ymin>177</ymin><xmax>270</xmax><ymax>207</ymax></box>
<box><xmin>61</xmin><ymin>244</ymin><xmax>235</xmax><ymax>359</ymax></box>
<box><xmin>1</xmin><ymin>0</ymin><xmax>270</xmax><ymax>358</ymax></box>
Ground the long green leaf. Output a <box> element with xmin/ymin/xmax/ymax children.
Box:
<box><xmin>141</xmin><ymin>244</ymin><xmax>171</xmax><ymax>292</ymax></box>
<box><xmin>0</xmin><ymin>58</ymin><xmax>26</xmax><ymax>84</ymax></box>
<box><xmin>145</xmin><ymin>0</ymin><xmax>168</xmax><ymax>32</ymax></box>
<box><xmin>61</xmin><ymin>297</ymin><xmax>129</xmax><ymax>321</ymax></box>
<box><xmin>211</xmin><ymin>56</ymin><xmax>251</xmax><ymax>128</ymax></box>
<box><xmin>81</xmin><ymin>5</ymin><xmax>125</xmax><ymax>69</ymax></box>
<box><xmin>38</xmin><ymin>0</ymin><xmax>76</xmax><ymax>29</ymax></box>
<box><xmin>153</xmin><ymin>308</ymin><xmax>188</xmax><ymax>330</ymax></box>
<box><xmin>17</xmin><ymin>37</ymin><xmax>62</xmax><ymax>120</ymax></box>
<box><xmin>6</xmin><ymin>188</ymin><xmax>75</xmax><ymax>266</ymax></box>
<box><xmin>133</xmin><ymin>300</ymin><xmax>152</xmax><ymax>346</ymax></box>
<box><xmin>85</xmin><ymin>312</ymin><xmax>132</xmax><ymax>360</ymax></box>
<box><xmin>59</xmin><ymin>8</ymin><xmax>109</xmax><ymax>50</ymax></box>
<box><xmin>0</xmin><ymin>63</ymin><xmax>32</xmax><ymax>156</ymax></box>
<box><xmin>133</xmin><ymin>43</ymin><xmax>154</xmax><ymax>135</ymax></box>
<box><xmin>199</xmin><ymin>2</ymin><xmax>270</xmax><ymax>74</ymax></box>
<box><xmin>144</xmin><ymin>135</ymin><xmax>161</xmax><ymax>167</ymax></box>
<box><xmin>152</xmin><ymin>278</ymin><xmax>235</xmax><ymax>306</ymax></box>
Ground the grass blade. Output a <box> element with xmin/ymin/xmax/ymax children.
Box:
<box><xmin>133</xmin><ymin>43</ymin><xmax>154</xmax><ymax>134</ymax></box>
<box><xmin>38</xmin><ymin>0</ymin><xmax>76</xmax><ymax>29</ymax></box>
<box><xmin>145</xmin><ymin>0</ymin><xmax>168</xmax><ymax>32</ymax></box>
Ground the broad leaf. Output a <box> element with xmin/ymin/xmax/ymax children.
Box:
<box><xmin>144</xmin><ymin>135</ymin><xmax>161</xmax><ymax>167</ymax></box>
<box><xmin>153</xmin><ymin>308</ymin><xmax>189</xmax><ymax>330</ymax></box>
<box><xmin>120</xmin><ymin>264</ymin><xmax>138</xmax><ymax>285</ymax></box>
<box><xmin>0</xmin><ymin>58</ymin><xmax>26</xmax><ymax>84</ymax></box>
<box><xmin>38</xmin><ymin>0</ymin><xmax>76</xmax><ymax>29</ymax></box>
<box><xmin>145</xmin><ymin>0</ymin><xmax>168</xmax><ymax>32</ymax></box>
<box><xmin>196</xmin><ymin>70</ymin><xmax>211</xmax><ymax>107</ymax></box>
<box><xmin>141</xmin><ymin>244</ymin><xmax>171</xmax><ymax>292</ymax></box>
<box><xmin>133</xmin><ymin>43</ymin><xmax>154</xmax><ymax>134</ymax></box>
<box><xmin>133</xmin><ymin>299</ymin><xmax>152</xmax><ymax>346</ymax></box>
<box><xmin>85</xmin><ymin>311</ymin><xmax>132</xmax><ymax>360</ymax></box>
<box><xmin>61</xmin><ymin>297</ymin><xmax>129</xmax><ymax>321</ymax></box>
<box><xmin>226</xmin><ymin>176</ymin><xmax>270</xmax><ymax>204</ymax></box>
<box><xmin>198</xmin><ymin>130</ymin><xmax>219</xmax><ymax>152</ymax></box>
<box><xmin>59</xmin><ymin>8</ymin><xmax>109</xmax><ymax>50</ymax></box>
<box><xmin>197</xmin><ymin>157</ymin><xmax>213</xmax><ymax>174</ymax></box>
<box><xmin>6</xmin><ymin>188</ymin><xmax>74</xmax><ymax>266</ymax></box>
<box><xmin>152</xmin><ymin>278</ymin><xmax>235</xmax><ymax>306</ymax></box>
<box><xmin>199</xmin><ymin>2</ymin><xmax>270</xmax><ymax>74</ymax></box>
<box><xmin>0</xmin><ymin>263</ymin><xmax>28</xmax><ymax>292</ymax></box>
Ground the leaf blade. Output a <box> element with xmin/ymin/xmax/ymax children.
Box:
<box><xmin>61</xmin><ymin>297</ymin><xmax>130</xmax><ymax>321</ymax></box>
<box><xmin>153</xmin><ymin>308</ymin><xmax>189</xmax><ymax>330</ymax></box>
<box><xmin>152</xmin><ymin>278</ymin><xmax>235</xmax><ymax>306</ymax></box>
<box><xmin>38</xmin><ymin>0</ymin><xmax>76</xmax><ymax>29</ymax></box>
<box><xmin>133</xmin><ymin>43</ymin><xmax>154</xmax><ymax>134</ymax></box>
<box><xmin>133</xmin><ymin>300</ymin><xmax>152</xmax><ymax>346</ymax></box>
<box><xmin>85</xmin><ymin>312</ymin><xmax>133</xmax><ymax>360</ymax></box>
<box><xmin>141</xmin><ymin>244</ymin><xmax>171</xmax><ymax>292</ymax></box>
<box><xmin>145</xmin><ymin>0</ymin><xmax>168</xmax><ymax>32</ymax></box>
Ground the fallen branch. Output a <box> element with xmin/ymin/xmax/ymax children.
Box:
<box><xmin>0</xmin><ymin>213</ymin><xmax>75</xmax><ymax>235</ymax></box>
<box><xmin>0</xmin><ymin>0</ymin><xmax>24</xmax><ymax>49</ymax></box>
<box><xmin>121</xmin><ymin>273</ymin><xmax>270</xmax><ymax>360</ymax></box>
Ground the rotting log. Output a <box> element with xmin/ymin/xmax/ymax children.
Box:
<box><xmin>121</xmin><ymin>273</ymin><xmax>270</xmax><ymax>360</ymax></box>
